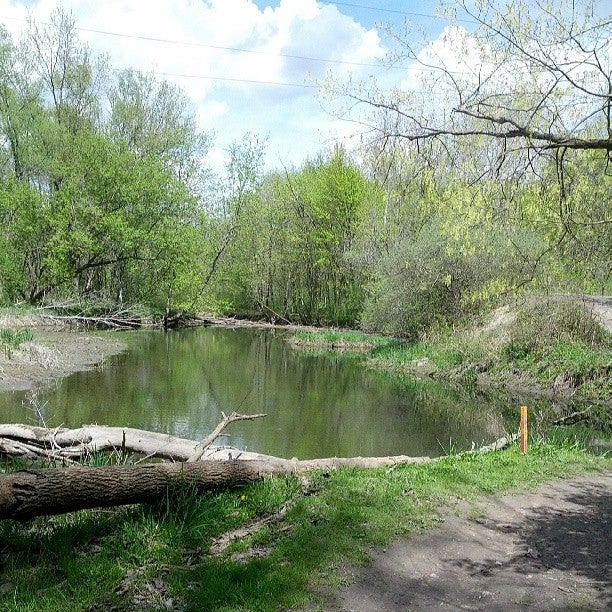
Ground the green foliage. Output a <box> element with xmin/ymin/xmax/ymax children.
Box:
<box><xmin>0</xmin><ymin>327</ymin><xmax>33</xmax><ymax>358</ymax></box>
<box><xmin>0</xmin><ymin>4</ymin><xmax>609</xmax><ymax>328</ymax></box>
<box><xmin>210</xmin><ymin>147</ymin><xmax>380</xmax><ymax>326</ymax></box>
<box><xmin>0</xmin><ymin>12</ymin><xmax>212</xmax><ymax>312</ymax></box>
<box><xmin>359</xmin><ymin>216</ymin><xmax>543</xmax><ymax>339</ymax></box>
<box><xmin>503</xmin><ymin>300</ymin><xmax>610</xmax><ymax>359</ymax></box>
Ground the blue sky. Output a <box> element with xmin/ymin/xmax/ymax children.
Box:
<box><xmin>0</xmin><ymin>1</ymin><xmax>508</xmax><ymax>170</ymax></box>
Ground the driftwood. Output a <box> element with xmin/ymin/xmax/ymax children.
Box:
<box><xmin>552</xmin><ymin>408</ymin><xmax>591</xmax><ymax>426</ymax></box>
<box><xmin>0</xmin><ymin>415</ymin><xmax>268</xmax><ymax>463</ymax></box>
<box><xmin>188</xmin><ymin>412</ymin><xmax>266</xmax><ymax>462</ymax></box>
<box><xmin>0</xmin><ymin>423</ymin><xmax>207</xmax><ymax>462</ymax></box>
<box><xmin>0</xmin><ymin>415</ymin><xmax>517</xmax><ymax>521</ymax></box>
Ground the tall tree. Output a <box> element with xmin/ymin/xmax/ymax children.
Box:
<box><xmin>24</xmin><ymin>8</ymin><xmax>107</xmax><ymax>136</ymax></box>
<box><xmin>0</xmin><ymin>11</ymin><xmax>211</xmax><ymax>308</ymax></box>
<box><xmin>323</xmin><ymin>0</ymin><xmax>611</xmax><ymax>294</ymax></box>
<box><xmin>333</xmin><ymin>0</ymin><xmax>610</xmax><ymax>161</ymax></box>
<box><xmin>107</xmin><ymin>69</ymin><xmax>211</xmax><ymax>186</ymax></box>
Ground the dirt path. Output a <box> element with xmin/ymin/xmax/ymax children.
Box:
<box><xmin>326</xmin><ymin>471</ymin><xmax>611</xmax><ymax>611</ymax></box>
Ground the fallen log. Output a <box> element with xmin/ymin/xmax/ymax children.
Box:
<box><xmin>0</xmin><ymin>414</ymin><xmax>266</xmax><ymax>462</ymax></box>
<box><xmin>0</xmin><ymin>456</ymin><xmax>434</xmax><ymax>521</ymax></box>
<box><xmin>552</xmin><ymin>408</ymin><xmax>591</xmax><ymax>426</ymax></box>
<box><xmin>0</xmin><ymin>416</ymin><xmax>518</xmax><ymax>520</ymax></box>
<box><xmin>0</xmin><ymin>423</ymin><xmax>203</xmax><ymax>461</ymax></box>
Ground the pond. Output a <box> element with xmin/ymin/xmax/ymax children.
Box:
<box><xmin>0</xmin><ymin>326</ymin><xmax>515</xmax><ymax>459</ymax></box>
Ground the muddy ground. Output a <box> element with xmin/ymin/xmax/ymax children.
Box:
<box><xmin>0</xmin><ymin>314</ymin><xmax>126</xmax><ymax>392</ymax></box>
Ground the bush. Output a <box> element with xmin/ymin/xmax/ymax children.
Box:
<box><xmin>0</xmin><ymin>328</ymin><xmax>33</xmax><ymax>358</ymax></box>
<box><xmin>359</xmin><ymin>219</ymin><xmax>543</xmax><ymax>340</ymax></box>
<box><xmin>503</xmin><ymin>300</ymin><xmax>610</xmax><ymax>359</ymax></box>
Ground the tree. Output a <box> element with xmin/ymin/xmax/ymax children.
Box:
<box><xmin>334</xmin><ymin>1</ymin><xmax>610</xmax><ymax>160</ymax></box>
<box><xmin>282</xmin><ymin>148</ymin><xmax>373</xmax><ymax>325</ymax></box>
<box><xmin>194</xmin><ymin>134</ymin><xmax>267</xmax><ymax>314</ymax></box>
<box><xmin>24</xmin><ymin>8</ymin><xmax>107</xmax><ymax>137</ymax></box>
<box><xmin>323</xmin><ymin>0</ymin><xmax>611</xmax><ymax>296</ymax></box>
<box><xmin>0</xmin><ymin>10</ymin><xmax>212</xmax><ymax>309</ymax></box>
<box><xmin>233</xmin><ymin>148</ymin><xmax>378</xmax><ymax>326</ymax></box>
<box><xmin>107</xmin><ymin>69</ymin><xmax>211</xmax><ymax>187</ymax></box>
<box><xmin>0</xmin><ymin>27</ymin><xmax>47</xmax><ymax>181</ymax></box>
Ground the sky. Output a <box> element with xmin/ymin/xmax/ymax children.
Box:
<box><xmin>0</xmin><ymin>0</ymin><xmax>458</xmax><ymax>170</ymax></box>
<box><xmin>1</xmin><ymin>1</ymin><xmax>607</xmax><ymax>172</ymax></box>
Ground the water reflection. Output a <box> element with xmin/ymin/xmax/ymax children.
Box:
<box><xmin>0</xmin><ymin>327</ymin><xmax>511</xmax><ymax>459</ymax></box>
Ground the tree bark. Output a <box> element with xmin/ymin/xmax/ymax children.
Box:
<box><xmin>0</xmin><ymin>424</ymin><xmax>203</xmax><ymax>461</ymax></box>
<box><xmin>0</xmin><ymin>456</ymin><xmax>433</xmax><ymax>521</ymax></box>
<box><xmin>0</xmin><ymin>420</ymin><xmax>516</xmax><ymax>521</ymax></box>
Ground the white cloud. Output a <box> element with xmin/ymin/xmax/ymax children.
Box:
<box><xmin>404</xmin><ymin>25</ymin><xmax>489</xmax><ymax>91</ymax></box>
<box><xmin>0</xmin><ymin>0</ymin><xmax>388</xmax><ymax>168</ymax></box>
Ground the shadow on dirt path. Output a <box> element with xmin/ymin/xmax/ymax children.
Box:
<box><xmin>327</xmin><ymin>471</ymin><xmax>611</xmax><ymax>611</ymax></box>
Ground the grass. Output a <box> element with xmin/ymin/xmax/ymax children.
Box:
<box><xmin>290</xmin><ymin>329</ymin><xmax>400</xmax><ymax>357</ymax></box>
<box><xmin>0</xmin><ymin>440</ymin><xmax>609</xmax><ymax>611</ymax></box>
<box><xmin>290</xmin><ymin>300</ymin><xmax>612</xmax><ymax>402</ymax></box>
<box><xmin>0</xmin><ymin>299</ymin><xmax>609</xmax><ymax>609</ymax></box>
<box><xmin>0</xmin><ymin>328</ymin><xmax>33</xmax><ymax>358</ymax></box>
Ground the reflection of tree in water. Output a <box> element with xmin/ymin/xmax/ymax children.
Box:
<box><xmin>0</xmin><ymin>327</ymin><xmax>518</xmax><ymax>459</ymax></box>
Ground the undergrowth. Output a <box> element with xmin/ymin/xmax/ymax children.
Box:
<box><xmin>0</xmin><ymin>328</ymin><xmax>33</xmax><ymax>358</ymax></box>
<box><xmin>291</xmin><ymin>299</ymin><xmax>612</xmax><ymax>401</ymax></box>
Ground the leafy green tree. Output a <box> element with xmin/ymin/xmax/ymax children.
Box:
<box><xmin>197</xmin><ymin>134</ymin><xmax>268</xmax><ymax>314</ymax></box>
<box><xmin>0</xmin><ymin>10</ymin><xmax>211</xmax><ymax>311</ymax></box>
<box><xmin>107</xmin><ymin>69</ymin><xmax>211</xmax><ymax>188</ymax></box>
<box><xmin>0</xmin><ymin>178</ymin><xmax>48</xmax><ymax>302</ymax></box>
<box><xmin>282</xmin><ymin>148</ymin><xmax>372</xmax><ymax>325</ymax></box>
<box><xmin>240</xmin><ymin>148</ymin><xmax>378</xmax><ymax>325</ymax></box>
<box><xmin>323</xmin><ymin>0</ymin><xmax>611</xmax><ymax>299</ymax></box>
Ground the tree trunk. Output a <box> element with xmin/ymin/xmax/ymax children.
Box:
<box><xmin>0</xmin><ymin>456</ymin><xmax>433</xmax><ymax>521</ymax></box>
<box><xmin>0</xmin><ymin>419</ymin><xmax>516</xmax><ymax>521</ymax></box>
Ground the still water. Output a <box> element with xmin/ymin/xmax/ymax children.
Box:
<box><xmin>0</xmin><ymin>327</ymin><xmax>511</xmax><ymax>459</ymax></box>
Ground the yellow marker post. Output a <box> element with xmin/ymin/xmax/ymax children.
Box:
<box><xmin>520</xmin><ymin>406</ymin><xmax>528</xmax><ymax>454</ymax></box>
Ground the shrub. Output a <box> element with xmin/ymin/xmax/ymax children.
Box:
<box><xmin>503</xmin><ymin>300</ymin><xmax>610</xmax><ymax>359</ymax></box>
<box><xmin>0</xmin><ymin>328</ymin><xmax>33</xmax><ymax>358</ymax></box>
<box><xmin>359</xmin><ymin>219</ymin><xmax>543</xmax><ymax>340</ymax></box>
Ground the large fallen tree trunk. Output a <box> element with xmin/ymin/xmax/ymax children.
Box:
<box><xmin>0</xmin><ymin>456</ymin><xmax>436</xmax><ymax>521</ymax></box>
<box><xmin>0</xmin><ymin>415</ymin><xmax>517</xmax><ymax>521</ymax></box>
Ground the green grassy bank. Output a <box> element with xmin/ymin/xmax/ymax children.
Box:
<box><xmin>0</xmin><ymin>439</ymin><xmax>609</xmax><ymax>611</ymax></box>
<box><xmin>291</xmin><ymin>299</ymin><xmax>612</xmax><ymax>408</ymax></box>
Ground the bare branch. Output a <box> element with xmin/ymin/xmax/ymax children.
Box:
<box><xmin>187</xmin><ymin>412</ymin><xmax>267</xmax><ymax>462</ymax></box>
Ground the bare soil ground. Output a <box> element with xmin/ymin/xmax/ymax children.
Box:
<box><xmin>0</xmin><ymin>314</ymin><xmax>126</xmax><ymax>392</ymax></box>
<box><xmin>323</xmin><ymin>471</ymin><xmax>611</xmax><ymax>611</ymax></box>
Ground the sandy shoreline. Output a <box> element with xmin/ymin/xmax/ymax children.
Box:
<box><xmin>0</xmin><ymin>315</ymin><xmax>128</xmax><ymax>392</ymax></box>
